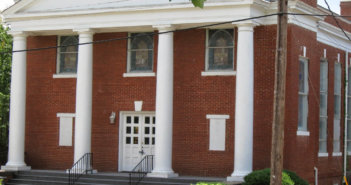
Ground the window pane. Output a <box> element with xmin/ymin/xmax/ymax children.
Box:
<box><xmin>60</xmin><ymin>53</ymin><xmax>77</xmax><ymax>73</ymax></box>
<box><xmin>333</xmin><ymin>141</ymin><xmax>340</xmax><ymax>153</ymax></box>
<box><xmin>348</xmin><ymin>120</ymin><xmax>351</xmax><ymax>140</ymax></box>
<box><xmin>319</xmin><ymin>141</ymin><xmax>327</xmax><ymax>153</ymax></box>
<box><xmin>59</xmin><ymin>36</ymin><xmax>78</xmax><ymax>73</ymax></box>
<box><xmin>319</xmin><ymin>118</ymin><xmax>327</xmax><ymax>140</ymax></box>
<box><xmin>348</xmin><ymin>98</ymin><xmax>351</xmax><ymax>118</ymax></box>
<box><xmin>299</xmin><ymin>60</ymin><xmax>305</xmax><ymax>93</ymax></box>
<box><xmin>320</xmin><ymin>61</ymin><xmax>328</xmax><ymax>92</ymax></box>
<box><xmin>348</xmin><ymin>141</ymin><xmax>351</xmax><ymax>152</ymax></box>
<box><xmin>209</xmin><ymin>30</ymin><xmax>233</xmax><ymax>47</ymax></box>
<box><xmin>298</xmin><ymin>95</ymin><xmax>303</xmax><ymax>129</ymax></box>
<box><xmin>130</xmin><ymin>50</ymin><xmax>153</xmax><ymax>71</ymax></box>
<box><xmin>207</xmin><ymin>29</ymin><xmax>234</xmax><ymax>70</ymax></box>
<box><xmin>334</xmin><ymin>95</ymin><xmax>340</xmax><ymax>119</ymax></box>
<box><xmin>129</xmin><ymin>33</ymin><xmax>153</xmax><ymax>72</ymax></box>
<box><xmin>334</xmin><ymin>63</ymin><xmax>341</xmax><ymax>95</ymax></box>
<box><xmin>320</xmin><ymin>93</ymin><xmax>327</xmax><ymax>116</ymax></box>
<box><xmin>333</xmin><ymin>119</ymin><xmax>340</xmax><ymax>152</ymax></box>
<box><xmin>145</xmin><ymin>117</ymin><xmax>150</xmax><ymax>124</ymax></box>
<box><xmin>208</xmin><ymin>48</ymin><xmax>233</xmax><ymax>70</ymax></box>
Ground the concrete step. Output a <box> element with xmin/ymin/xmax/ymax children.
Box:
<box><xmin>6</xmin><ymin>170</ymin><xmax>227</xmax><ymax>185</ymax></box>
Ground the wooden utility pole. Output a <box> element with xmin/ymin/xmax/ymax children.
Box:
<box><xmin>270</xmin><ymin>0</ymin><xmax>288</xmax><ymax>185</ymax></box>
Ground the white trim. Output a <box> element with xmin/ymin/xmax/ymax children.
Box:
<box><xmin>201</xmin><ymin>71</ymin><xmax>236</xmax><ymax>76</ymax></box>
<box><xmin>57</xmin><ymin>113</ymin><xmax>76</xmax><ymax>117</ymax></box>
<box><xmin>318</xmin><ymin>153</ymin><xmax>328</xmax><ymax>157</ymax></box>
<box><xmin>123</xmin><ymin>72</ymin><xmax>156</xmax><ymax>77</ymax></box>
<box><xmin>53</xmin><ymin>74</ymin><xmax>77</xmax><ymax>78</ymax></box>
<box><xmin>332</xmin><ymin>152</ymin><xmax>342</xmax><ymax>157</ymax></box>
<box><xmin>296</xmin><ymin>131</ymin><xmax>310</xmax><ymax>136</ymax></box>
<box><xmin>206</xmin><ymin>114</ymin><xmax>230</xmax><ymax>119</ymax></box>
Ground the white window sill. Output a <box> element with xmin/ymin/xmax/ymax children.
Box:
<box><xmin>123</xmin><ymin>72</ymin><xmax>156</xmax><ymax>77</ymax></box>
<box><xmin>53</xmin><ymin>74</ymin><xmax>77</xmax><ymax>78</ymax></box>
<box><xmin>332</xmin><ymin>152</ymin><xmax>342</xmax><ymax>157</ymax></box>
<box><xmin>296</xmin><ymin>131</ymin><xmax>310</xmax><ymax>136</ymax></box>
<box><xmin>318</xmin><ymin>153</ymin><xmax>328</xmax><ymax>157</ymax></box>
<box><xmin>201</xmin><ymin>71</ymin><xmax>236</xmax><ymax>76</ymax></box>
<box><xmin>206</xmin><ymin>114</ymin><xmax>230</xmax><ymax>119</ymax></box>
<box><xmin>57</xmin><ymin>113</ymin><xmax>76</xmax><ymax>118</ymax></box>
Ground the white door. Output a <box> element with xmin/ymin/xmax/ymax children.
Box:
<box><xmin>121</xmin><ymin>113</ymin><xmax>155</xmax><ymax>171</ymax></box>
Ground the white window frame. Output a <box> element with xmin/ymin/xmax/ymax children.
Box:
<box><xmin>57</xmin><ymin>113</ymin><xmax>75</xmax><ymax>147</ymax></box>
<box><xmin>54</xmin><ymin>36</ymin><xmax>78</xmax><ymax>78</ymax></box>
<box><xmin>297</xmin><ymin>57</ymin><xmax>309</xmax><ymax>135</ymax></box>
<box><xmin>333</xmin><ymin>62</ymin><xmax>342</xmax><ymax>155</ymax></box>
<box><xmin>319</xmin><ymin>59</ymin><xmax>328</xmax><ymax>156</ymax></box>
<box><xmin>123</xmin><ymin>32</ymin><xmax>155</xmax><ymax>78</ymax></box>
<box><xmin>202</xmin><ymin>29</ymin><xmax>235</xmax><ymax>77</ymax></box>
<box><xmin>347</xmin><ymin>66</ymin><xmax>351</xmax><ymax>155</ymax></box>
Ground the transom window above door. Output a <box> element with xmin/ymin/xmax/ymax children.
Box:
<box><xmin>206</xmin><ymin>29</ymin><xmax>234</xmax><ymax>71</ymax></box>
<box><xmin>127</xmin><ymin>33</ymin><xmax>154</xmax><ymax>73</ymax></box>
<box><xmin>57</xmin><ymin>36</ymin><xmax>78</xmax><ymax>74</ymax></box>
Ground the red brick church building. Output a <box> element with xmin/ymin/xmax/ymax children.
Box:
<box><xmin>2</xmin><ymin>0</ymin><xmax>351</xmax><ymax>184</ymax></box>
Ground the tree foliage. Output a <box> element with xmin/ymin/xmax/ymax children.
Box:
<box><xmin>169</xmin><ymin>0</ymin><xmax>206</xmax><ymax>8</ymax></box>
<box><xmin>0</xmin><ymin>23</ymin><xmax>12</xmax><ymax>151</ymax></box>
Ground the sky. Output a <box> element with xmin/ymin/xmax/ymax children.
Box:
<box><xmin>0</xmin><ymin>0</ymin><xmax>343</xmax><ymax>13</ymax></box>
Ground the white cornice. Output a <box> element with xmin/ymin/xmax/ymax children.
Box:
<box><xmin>317</xmin><ymin>21</ymin><xmax>351</xmax><ymax>51</ymax></box>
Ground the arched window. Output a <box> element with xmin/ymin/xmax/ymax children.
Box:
<box><xmin>206</xmin><ymin>29</ymin><xmax>234</xmax><ymax>70</ymax></box>
<box><xmin>58</xmin><ymin>36</ymin><xmax>78</xmax><ymax>73</ymax></box>
<box><xmin>128</xmin><ymin>33</ymin><xmax>154</xmax><ymax>72</ymax></box>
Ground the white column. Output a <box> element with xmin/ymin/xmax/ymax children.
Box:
<box><xmin>227</xmin><ymin>24</ymin><xmax>254</xmax><ymax>182</ymax></box>
<box><xmin>1</xmin><ymin>32</ymin><xmax>31</xmax><ymax>171</ymax></box>
<box><xmin>148</xmin><ymin>25</ymin><xmax>178</xmax><ymax>178</ymax></box>
<box><xmin>73</xmin><ymin>29</ymin><xmax>94</xmax><ymax>163</ymax></box>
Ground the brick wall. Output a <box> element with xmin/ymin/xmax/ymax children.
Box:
<box><xmin>24</xmin><ymin>24</ymin><xmax>345</xmax><ymax>183</ymax></box>
<box><xmin>26</xmin><ymin>36</ymin><xmax>76</xmax><ymax>169</ymax></box>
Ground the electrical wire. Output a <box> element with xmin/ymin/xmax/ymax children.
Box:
<box><xmin>2</xmin><ymin>12</ymin><xmax>351</xmax><ymax>55</ymax></box>
<box><xmin>324</xmin><ymin>0</ymin><xmax>351</xmax><ymax>42</ymax></box>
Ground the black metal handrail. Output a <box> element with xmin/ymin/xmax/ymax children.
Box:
<box><xmin>68</xmin><ymin>153</ymin><xmax>93</xmax><ymax>185</ymax></box>
<box><xmin>129</xmin><ymin>155</ymin><xmax>154</xmax><ymax>185</ymax></box>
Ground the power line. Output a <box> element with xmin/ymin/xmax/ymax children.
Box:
<box><xmin>2</xmin><ymin>12</ymin><xmax>351</xmax><ymax>54</ymax></box>
<box><xmin>324</xmin><ymin>0</ymin><xmax>351</xmax><ymax>42</ymax></box>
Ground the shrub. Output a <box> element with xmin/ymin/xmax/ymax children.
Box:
<box><xmin>243</xmin><ymin>168</ymin><xmax>300</xmax><ymax>185</ymax></box>
<box><xmin>283</xmin><ymin>170</ymin><xmax>309</xmax><ymax>185</ymax></box>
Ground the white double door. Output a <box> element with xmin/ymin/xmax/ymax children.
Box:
<box><xmin>121</xmin><ymin>113</ymin><xmax>155</xmax><ymax>171</ymax></box>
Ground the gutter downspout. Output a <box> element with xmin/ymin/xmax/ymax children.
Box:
<box><xmin>314</xmin><ymin>167</ymin><xmax>318</xmax><ymax>185</ymax></box>
<box><xmin>344</xmin><ymin>51</ymin><xmax>349</xmax><ymax>180</ymax></box>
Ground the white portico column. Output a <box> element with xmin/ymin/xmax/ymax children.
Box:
<box><xmin>148</xmin><ymin>25</ymin><xmax>178</xmax><ymax>178</ymax></box>
<box><xmin>227</xmin><ymin>24</ymin><xmax>254</xmax><ymax>182</ymax></box>
<box><xmin>1</xmin><ymin>32</ymin><xmax>31</xmax><ymax>171</ymax></box>
<box><xmin>73</xmin><ymin>29</ymin><xmax>94</xmax><ymax>163</ymax></box>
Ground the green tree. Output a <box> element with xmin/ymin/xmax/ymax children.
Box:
<box><xmin>0</xmin><ymin>21</ymin><xmax>12</xmax><ymax>163</ymax></box>
<box><xmin>170</xmin><ymin>0</ymin><xmax>206</xmax><ymax>8</ymax></box>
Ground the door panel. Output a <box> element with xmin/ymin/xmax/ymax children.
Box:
<box><xmin>122</xmin><ymin>113</ymin><xmax>155</xmax><ymax>171</ymax></box>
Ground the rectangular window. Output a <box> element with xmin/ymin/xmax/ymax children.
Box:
<box><xmin>206</xmin><ymin>115</ymin><xmax>229</xmax><ymax>151</ymax></box>
<box><xmin>127</xmin><ymin>33</ymin><xmax>154</xmax><ymax>73</ymax></box>
<box><xmin>205</xmin><ymin>29</ymin><xmax>234</xmax><ymax>71</ymax></box>
<box><xmin>298</xmin><ymin>58</ymin><xmax>309</xmax><ymax>132</ymax></box>
<box><xmin>57</xmin><ymin>36</ymin><xmax>79</xmax><ymax>74</ymax></box>
<box><xmin>319</xmin><ymin>59</ymin><xmax>328</xmax><ymax>154</ymax></box>
<box><xmin>57</xmin><ymin>113</ymin><xmax>75</xmax><ymax>146</ymax></box>
<box><xmin>347</xmin><ymin>67</ymin><xmax>351</xmax><ymax>154</ymax></box>
<box><xmin>333</xmin><ymin>63</ymin><xmax>342</xmax><ymax>153</ymax></box>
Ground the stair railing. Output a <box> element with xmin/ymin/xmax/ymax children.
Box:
<box><xmin>68</xmin><ymin>153</ymin><xmax>93</xmax><ymax>185</ymax></box>
<box><xmin>129</xmin><ymin>155</ymin><xmax>154</xmax><ymax>185</ymax></box>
